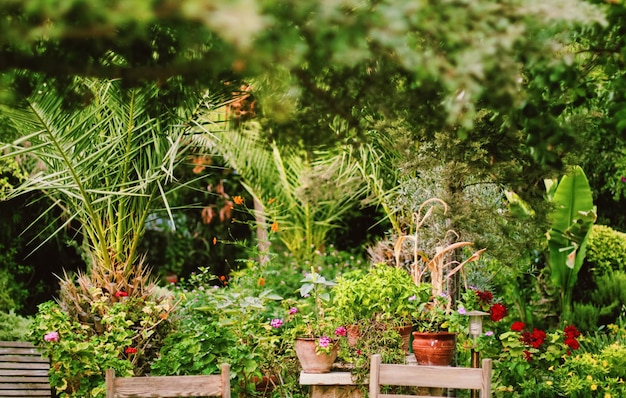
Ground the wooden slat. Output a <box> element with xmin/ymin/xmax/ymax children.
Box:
<box><xmin>0</xmin><ymin>342</ymin><xmax>38</xmax><ymax>348</ymax></box>
<box><xmin>106</xmin><ymin>364</ymin><xmax>230</xmax><ymax>398</ymax></box>
<box><xmin>299</xmin><ymin>371</ymin><xmax>357</xmax><ymax>385</ymax></box>
<box><xmin>0</xmin><ymin>376</ymin><xmax>50</xmax><ymax>383</ymax></box>
<box><xmin>0</xmin><ymin>369</ymin><xmax>49</xmax><ymax>377</ymax></box>
<box><xmin>0</xmin><ymin>363</ymin><xmax>50</xmax><ymax>370</ymax></box>
<box><xmin>380</xmin><ymin>394</ymin><xmax>446</xmax><ymax>398</ymax></box>
<box><xmin>0</xmin><ymin>392</ymin><xmax>50</xmax><ymax>397</ymax></box>
<box><xmin>0</xmin><ymin>356</ymin><xmax>49</xmax><ymax>364</ymax></box>
<box><xmin>114</xmin><ymin>374</ymin><xmax>223</xmax><ymax>397</ymax></box>
<box><xmin>0</xmin><ymin>341</ymin><xmax>51</xmax><ymax>397</ymax></box>
<box><xmin>0</xmin><ymin>348</ymin><xmax>44</xmax><ymax>356</ymax></box>
<box><xmin>0</xmin><ymin>382</ymin><xmax>51</xmax><ymax>390</ymax></box>
<box><xmin>378</xmin><ymin>364</ymin><xmax>484</xmax><ymax>389</ymax></box>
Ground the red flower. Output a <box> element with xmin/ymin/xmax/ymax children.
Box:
<box><xmin>511</xmin><ymin>321</ymin><xmax>525</xmax><ymax>332</ymax></box>
<box><xmin>475</xmin><ymin>290</ymin><xmax>493</xmax><ymax>304</ymax></box>
<box><xmin>114</xmin><ymin>291</ymin><xmax>128</xmax><ymax>298</ymax></box>
<box><xmin>564</xmin><ymin>325</ymin><xmax>581</xmax><ymax>339</ymax></box>
<box><xmin>489</xmin><ymin>303</ymin><xmax>507</xmax><ymax>322</ymax></box>
<box><xmin>521</xmin><ymin>328</ymin><xmax>546</xmax><ymax>349</ymax></box>
<box><xmin>523</xmin><ymin>350</ymin><xmax>532</xmax><ymax>361</ymax></box>
<box><xmin>125</xmin><ymin>347</ymin><xmax>137</xmax><ymax>354</ymax></box>
<box><xmin>564</xmin><ymin>337</ymin><xmax>580</xmax><ymax>351</ymax></box>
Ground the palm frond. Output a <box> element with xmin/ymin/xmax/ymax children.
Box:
<box><xmin>0</xmin><ymin>77</ymin><xmax>200</xmax><ymax>271</ymax></box>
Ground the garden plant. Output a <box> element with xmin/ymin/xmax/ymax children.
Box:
<box><xmin>4</xmin><ymin>1</ymin><xmax>626</xmax><ymax>398</ymax></box>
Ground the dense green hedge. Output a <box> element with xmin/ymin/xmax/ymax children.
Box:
<box><xmin>586</xmin><ymin>225</ymin><xmax>626</xmax><ymax>275</ymax></box>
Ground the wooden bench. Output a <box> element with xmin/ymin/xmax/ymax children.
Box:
<box><xmin>0</xmin><ymin>341</ymin><xmax>51</xmax><ymax>397</ymax></box>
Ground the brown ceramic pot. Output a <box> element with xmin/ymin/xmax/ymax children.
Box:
<box><xmin>411</xmin><ymin>331</ymin><xmax>456</xmax><ymax>366</ymax></box>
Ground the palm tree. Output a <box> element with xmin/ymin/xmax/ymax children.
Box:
<box><xmin>0</xmin><ymin>77</ymin><xmax>204</xmax><ymax>291</ymax></box>
<box><xmin>192</xmin><ymin>116</ymin><xmax>366</xmax><ymax>262</ymax></box>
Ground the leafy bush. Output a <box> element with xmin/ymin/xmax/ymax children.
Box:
<box><xmin>157</xmin><ymin>269</ymin><xmax>299</xmax><ymax>397</ymax></box>
<box><xmin>586</xmin><ymin>225</ymin><xmax>626</xmax><ymax>275</ymax></box>
<box><xmin>150</xmin><ymin>293</ymin><xmax>241</xmax><ymax>376</ymax></box>
<box><xmin>0</xmin><ymin>311</ymin><xmax>32</xmax><ymax>341</ymax></box>
<box><xmin>333</xmin><ymin>264</ymin><xmax>430</xmax><ymax>327</ymax></box>
<box><xmin>0</xmin><ymin>244</ymin><xmax>29</xmax><ymax>312</ymax></box>
<box><xmin>572</xmin><ymin>270</ymin><xmax>626</xmax><ymax>331</ymax></box>
<box><xmin>31</xmin><ymin>293</ymin><xmax>174</xmax><ymax>398</ymax></box>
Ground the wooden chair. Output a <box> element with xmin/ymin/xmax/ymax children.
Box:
<box><xmin>105</xmin><ymin>364</ymin><xmax>230</xmax><ymax>398</ymax></box>
<box><xmin>369</xmin><ymin>354</ymin><xmax>492</xmax><ymax>398</ymax></box>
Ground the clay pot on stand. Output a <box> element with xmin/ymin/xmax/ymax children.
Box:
<box><xmin>411</xmin><ymin>332</ymin><xmax>456</xmax><ymax>366</ymax></box>
<box><xmin>395</xmin><ymin>325</ymin><xmax>413</xmax><ymax>355</ymax></box>
<box><xmin>294</xmin><ymin>337</ymin><xmax>339</xmax><ymax>373</ymax></box>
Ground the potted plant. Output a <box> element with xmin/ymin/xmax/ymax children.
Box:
<box><xmin>333</xmin><ymin>264</ymin><xmax>430</xmax><ymax>352</ymax></box>
<box><xmin>411</xmin><ymin>293</ymin><xmax>459</xmax><ymax>366</ymax></box>
<box><xmin>391</xmin><ymin>198</ymin><xmax>487</xmax><ymax>365</ymax></box>
<box><xmin>278</xmin><ymin>268</ymin><xmax>346</xmax><ymax>373</ymax></box>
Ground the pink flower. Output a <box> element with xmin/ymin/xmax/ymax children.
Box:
<box><xmin>318</xmin><ymin>336</ymin><xmax>331</xmax><ymax>348</ymax></box>
<box><xmin>334</xmin><ymin>326</ymin><xmax>347</xmax><ymax>337</ymax></box>
<box><xmin>44</xmin><ymin>332</ymin><xmax>59</xmax><ymax>342</ymax></box>
<box><xmin>270</xmin><ymin>318</ymin><xmax>283</xmax><ymax>328</ymax></box>
<box><xmin>288</xmin><ymin>307</ymin><xmax>298</xmax><ymax>315</ymax></box>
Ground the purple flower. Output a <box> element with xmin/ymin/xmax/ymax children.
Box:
<box><xmin>458</xmin><ymin>307</ymin><xmax>467</xmax><ymax>315</ymax></box>
<box><xmin>44</xmin><ymin>331</ymin><xmax>59</xmax><ymax>342</ymax></box>
<box><xmin>408</xmin><ymin>295</ymin><xmax>417</xmax><ymax>302</ymax></box>
<box><xmin>622</xmin><ymin>176</ymin><xmax>626</xmax><ymax>183</ymax></box>
<box><xmin>485</xmin><ymin>331</ymin><xmax>494</xmax><ymax>336</ymax></box>
<box><xmin>270</xmin><ymin>318</ymin><xmax>283</xmax><ymax>328</ymax></box>
<box><xmin>318</xmin><ymin>336</ymin><xmax>331</xmax><ymax>348</ymax></box>
<box><xmin>334</xmin><ymin>326</ymin><xmax>347</xmax><ymax>337</ymax></box>
<box><xmin>288</xmin><ymin>307</ymin><xmax>298</xmax><ymax>315</ymax></box>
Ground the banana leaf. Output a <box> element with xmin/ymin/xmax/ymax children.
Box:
<box><xmin>546</xmin><ymin>165</ymin><xmax>596</xmax><ymax>320</ymax></box>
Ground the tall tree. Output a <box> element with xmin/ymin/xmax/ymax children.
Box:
<box><xmin>0</xmin><ymin>0</ymin><xmax>606</xmax><ymax>164</ymax></box>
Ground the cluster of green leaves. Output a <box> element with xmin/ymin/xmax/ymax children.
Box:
<box><xmin>333</xmin><ymin>264</ymin><xmax>430</xmax><ymax>327</ymax></box>
<box><xmin>0</xmin><ymin>244</ymin><xmax>29</xmax><ymax>312</ymax></box>
<box><xmin>32</xmin><ymin>301</ymin><xmax>136</xmax><ymax>397</ymax></box>
<box><xmin>0</xmin><ymin>77</ymin><xmax>203</xmax><ymax>272</ymax></box>
<box><xmin>193</xmin><ymin>123</ymin><xmax>366</xmax><ymax>262</ymax></box>
<box><xmin>567</xmin><ymin>225</ymin><xmax>626</xmax><ymax>330</ymax></box>
<box><xmin>158</xmin><ymin>267</ymin><xmax>302</xmax><ymax>397</ymax></box>
<box><xmin>585</xmin><ymin>225</ymin><xmax>626</xmax><ymax>275</ymax></box>
<box><xmin>0</xmin><ymin>310</ymin><xmax>32</xmax><ymax>341</ymax></box>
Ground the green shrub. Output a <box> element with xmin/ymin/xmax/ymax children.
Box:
<box><xmin>570</xmin><ymin>302</ymin><xmax>602</xmax><ymax>333</ymax></box>
<box><xmin>586</xmin><ymin>225</ymin><xmax>626</xmax><ymax>275</ymax></box>
<box><xmin>0</xmin><ymin>311</ymin><xmax>32</xmax><ymax>341</ymax></box>
<box><xmin>333</xmin><ymin>264</ymin><xmax>430</xmax><ymax>326</ymax></box>
<box><xmin>31</xmin><ymin>294</ymin><xmax>174</xmax><ymax>398</ymax></box>
<box><xmin>572</xmin><ymin>270</ymin><xmax>626</xmax><ymax>330</ymax></box>
<box><xmin>0</xmin><ymin>244</ymin><xmax>30</xmax><ymax>313</ymax></box>
<box><xmin>157</xmin><ymin>271</ymin><xmax>300</xmax><ymax>397</ymax></box>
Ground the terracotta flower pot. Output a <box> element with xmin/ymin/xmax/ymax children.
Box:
<box><xmin>395</xmin><ymin>324</ymin><xmax>413</xmax><ymax>354</ymax></box>
<box><xmin>346</xmin><ymin>324</ymin><xmax>361</xmax><ymax>347</ymax></box>
<box><xmin>294</xmin><ymin>337</ymin><xmax>339</xmax><ymax>373</ymax></box>
<box><xmin>411</xmin><ymin>331</ymin><xmax>456</xmax><ymax>366</ymax></box>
